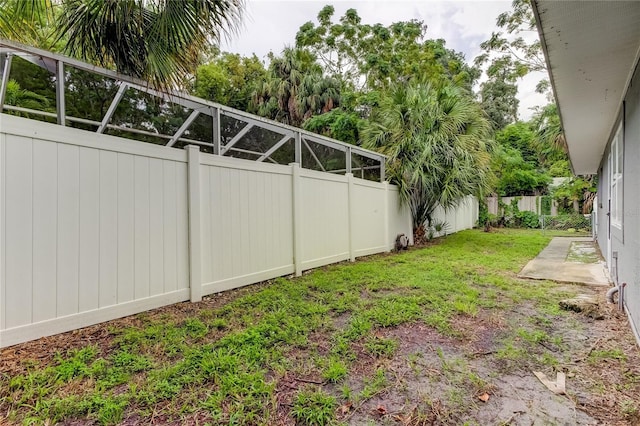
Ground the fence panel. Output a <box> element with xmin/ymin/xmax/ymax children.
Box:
<box><xmin>299</xmin><ymin>169</ymin><xmax>350</xmax><ymax>270</ymax></box>
<box><xmin>487</xmin><ymin>195</ymin><xmax>559</xmax><ymax>216</ymax></box>
<box><xmin>198</xmin><ymin>156</ymin><xmax>295</xmax><ymax>295</ymax></box>
<box><xmin>387</xmin><ymin>187</ymin><xmax>413</xmax><ymax>247</ymax></box>
<box><xmin>352</xmin><ymin>179</ymin><xmax>387</xmax><ymax>257</ymax></box>
<box><xmin>431</xmin><ymin>195</ymin><xmax>479</xmax><ymax>235</ymax></box>
<box><xmin>1</xmin><ymin>115</ymin><xmax>190</xmax><ymax>347</ymax></box>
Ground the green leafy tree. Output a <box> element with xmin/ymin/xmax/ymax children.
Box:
<box><xmin>303</xmin><ymin>109</ymin><xmax>361</xmax><ymax>145</ymax></box>
<box><xmin>193</xmin><ymin>51</ymin><xmax>267</xmax><ymax>112</ymax></box>
<box><xmin>553</xmin><ymin>177</ymin><xmax>596</xmax><ymax>214</ymax></box>
<box><xmin>492</xmin><ymin>146</ymin><xmax>550</xmax><ymax>196</ymax></box>
<box><xmin>475</xmin><ymin>0</ymin><xmax>547</xmax><ymax>91</ymax></box>
<box><xmin>480</xmin><ymin>68</ymin><xmax>519</xmax><ymax>130</ymax></box>
<box><xmin>362</xmin><ymin>81</ymin><xmax>493</xmax><ymax>241</ymax></box>
<box><xmin>295</xmin><ymin>5</ymin><xmax>479</xmax><ymax>91</ymax></box>
<box><xmin>531</xmin><ymin>104</ymin><xmax>595</xmax><ymax>212</ymax></box>
<box><xmin>495</xmin><ymin>122</ymin><xmax>538</xmax><ymax>165</ymax></box>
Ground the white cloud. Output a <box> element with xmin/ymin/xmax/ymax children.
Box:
<box><xmin>222</xmin><ymin>0</ymin><xmax>549</xmax><ymax>120</ymax></box>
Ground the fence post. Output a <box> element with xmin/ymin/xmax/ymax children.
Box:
<box><xmin>384</xmin><ymin>181</ymin><xmax>390</xmax><ymax>251</ymax></box>
<box><xmin>291</xmin><ymin>163</ymin><xmax>303</xmax><ymax>276</ymax></box>
<box><xmin>347</xmin><ymin>173</ymin><xmax>356</xmax><ymax>262</ymax></box>
<box><xmin>186</xmin><ymin>145</ymin><xmax>202</xmax><ymax>302</ymax></box>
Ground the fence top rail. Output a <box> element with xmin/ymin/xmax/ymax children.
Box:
<box><xmin>0</xmin><ymin>38</ymin><xmax>386</xmax><ymax>170</ymax></box>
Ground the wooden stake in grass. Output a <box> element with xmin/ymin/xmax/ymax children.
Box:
<box><xmin>533</xmin><ymin>371</ymin><xmax>566</xmax><ymax>395</ymax></box>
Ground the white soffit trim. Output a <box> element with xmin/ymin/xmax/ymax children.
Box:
<box><xmin>533</xmin><ymin>1</ymin><xmax>640</xmax><ymax>175</ymax></box>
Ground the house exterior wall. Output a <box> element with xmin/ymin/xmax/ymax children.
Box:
<box><xmin>598</xmin><ymin>61</ymin><xmax>640</xmax><ymax>341</ymax></box>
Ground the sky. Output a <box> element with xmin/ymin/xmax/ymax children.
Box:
<box><xmin>221</xmin><ymin>0</ymin><xmax>548</xmax><ymax>120</ymax></box>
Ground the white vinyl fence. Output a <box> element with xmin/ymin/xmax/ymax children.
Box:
<box><xmin>431</xmin><ymin>196</ymin><xmax>479</xmax><ymax>236</ymax></box>
<box><xmin>486</xmin><ymin>195</ymin><xmax>559</xmax><ymax>216</ymax></box>
<box><xmin>0</xmin><ymin>115</ymin><xmax>415</xmax><ymax>347</ymax></box>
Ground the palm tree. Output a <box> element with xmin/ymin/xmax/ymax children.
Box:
<box><xmin>253</xmin><ymin>48</ymin><xmax>341</xmax><ymax>126</ymax></box>
<box><xmin>533</xmin><ymin>103</ymin><xmax>596</xmax><ymax>214</ymax></box>
<box><xmin>0</xmin><ymin>0</ymin><xmax>58</xmax><ymax>49</ymax></box>
<box><xmin>0</xmin><ymin>0</ymin><xmax>244</xmax><ymax>89</ymax></box>
<box><xmin>532</xmin><ymin>103</ymin><xmax>568</xmax><ymax>165</ymax></box>
<box><xmin>362</xmin><ymin>81</ymin><xmax>493</xmax><ymax>242</ymax></box>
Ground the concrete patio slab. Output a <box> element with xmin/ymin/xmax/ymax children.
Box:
<box><xmin>518</xmin><ymin>237</ymin><xmax>611</xmax><ymax>286</ymax></box>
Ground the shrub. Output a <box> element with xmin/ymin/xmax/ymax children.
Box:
<box><xmin>514</xmin><ymin>211</ymin><xmax>540</xmax><ymax>228</ymax></box>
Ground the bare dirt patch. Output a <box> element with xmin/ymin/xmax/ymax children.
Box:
<box><xmin>331</xmin><ymin>286</ymin><xmax>640</xmax><ymax>425</ymax></box>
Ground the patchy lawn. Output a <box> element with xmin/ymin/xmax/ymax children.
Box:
<box><xmin>1</xmin><ymin>229</ymin><xmax>639</xmax><ymax>425</ymax></box>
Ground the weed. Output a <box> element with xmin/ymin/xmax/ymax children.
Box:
<box><xmin>291</xmin><ymin>388</ymin><xmax>336</xmax><ymax>426</ymax></box>
<box><xmin>53</xmin><ymin>345</ymin><xmax>99</xmax><ymax>382</ymax></box>
<box><xmin>358</xmin><ymin>369</ymin><xmax>388</xmax><ymax>400</ymax></box>
<box><xmin>621</xmin><ymin>399</ymin><xmax>639</xmax><ymax>418</ymax></box>
<box><xmin>183</xmin><ymin>318</ymin><xmax>209</xmax><ymax>339</ymax></box>
<box><xmin>516</xmin><ymin>328</ymin><xmax>549</xmax><ymax>344</ymax></box>
<box><xmin>211</xmin><ymin>318</ymin><xmax>228</xmax><ymax>330</ymax></box>
<box><xmin>322</xmin><ymin>359</ymin><xmax>348</xmax><ymax>383</ymax></box>
<box><xmin>589</xmin><ymin>348</ymin><xmax>627</xmax><ymax>363</ymax></box>
<box><xmin>364</xmin><ymin>336</ymin><xmax>398</xmax><ymax>358</ymax></box>
<box><xmin>340</xmin><ymin>384</ymin><xmax>352</xmax><ymax>400</ymax></box>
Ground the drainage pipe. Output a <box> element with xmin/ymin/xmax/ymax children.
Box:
<box><xmin>606</xmin><ymin>282</ymin><xmax>627</xmax><ymax>312</ymax></box>
<box><xmin>606</xmin><ymin>286</ymin><xmax>619</xmax><ymax>304</ymax></box>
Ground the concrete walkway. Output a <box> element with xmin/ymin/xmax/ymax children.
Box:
<box><xmin>518</xmin><ymin>237</ymin><xmax>611</xmax><ymax>286</ymax></box>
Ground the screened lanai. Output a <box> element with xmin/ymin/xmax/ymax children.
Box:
<box><xmin>0</xmin><ymin>39</ymin><xmax>385</xmax><ymax>182</ymax></box>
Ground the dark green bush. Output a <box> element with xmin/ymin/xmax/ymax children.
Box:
<box><xmin>515</xmin><ymin>211</ymin><xmax>540</xmax><ymax>228</ymax></box>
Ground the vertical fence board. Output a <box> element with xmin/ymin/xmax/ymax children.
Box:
<box><xmin>134</xmin><ymin>156</ymin><xmax>151</xmax><ymax>300</ymax></box>
<box><xmin>162</xmin><ymin>161</ymin><xmax>178</xmax><ymax>293</ymax></box>
<box><xmin>176</xmin><ymin>162</ymin><xmax>189</xmax><ymax>291</ymax></box>
<box><xmin>230</xmin><ymin>168</ymin><xmax>242</xmax><ymax>279</ymax></box>
<box><xmin>32</xmin><ymin>140</ymin><xmax>58</xmax><ymax>322</ymax></box>
<box><xmin>149</xmin><ymin>158</ymin><xmax>165</xmax><ymax>297</ymax></box>
<box><xmin>117</xmin><ymin>153</ymin><xmax>135</xmax><ymax>304</ymax></box>
<box><xmin>1</xmin><ymin>133</ymin><xmax>5</xmax><ymax>330</ymax></box>
<box><xmin>4</xmin><ymin>135</ymin><xmax>33</xmax><ymax>328</ymax></box>
<box><xmin>57</xmin><ymin>144</ymin><xmax>80</xmax><ymax>317</ymax></box>
<box><xmin>200</xmin><ymin>166</ymin><xmax>213</xmax><ymax>283</ymax></box>
<box><xmin>99</xmin><ymin>150</ymin><xmax>118</xmax><ymax>308</ymax></box>
<box><xmin>78</xmin><ymin>147</ymin><xmax>100</xmax><ymax>312</ymax></box>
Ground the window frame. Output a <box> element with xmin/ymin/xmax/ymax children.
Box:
<box><xmin>610</xmin><ymin>123</ymin><xmax>623</xmax><ymax>229</ymax></box>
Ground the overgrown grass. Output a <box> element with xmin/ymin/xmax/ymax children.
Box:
<box><xmin>0</xmin><ymin>229</ymin><xmax>571</xmax><ymax>425</ymax></box>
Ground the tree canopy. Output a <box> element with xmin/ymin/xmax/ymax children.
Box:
<box><xmin>295</xmin><ymin>5</ymin><xmax>479</xmax><ymax>92</ymax></box>
<box><xmin>362</xmin><ymin>81</ymin><xmax>493</xmax><ymax>238</ymax></box>
<box><xmin>0</xmin><ymin>0</ymin><xmax>245</xmax><ymax>89</ymax></box>
<box><xmin>3</xmin><ymin>1</ymin><xmax>596</xmax><ymax>233</ymax></box>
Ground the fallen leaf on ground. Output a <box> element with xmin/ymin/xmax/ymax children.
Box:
<box><xmin>339</xmin><ymin>402</ymin><xmax>352</xmax><ymax>414</ymax></box>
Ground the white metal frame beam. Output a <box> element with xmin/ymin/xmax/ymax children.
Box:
<box><xmin>0</xmin><ymin>38</ymin><xmax>387</xmax><ymax>182</ymax></box>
